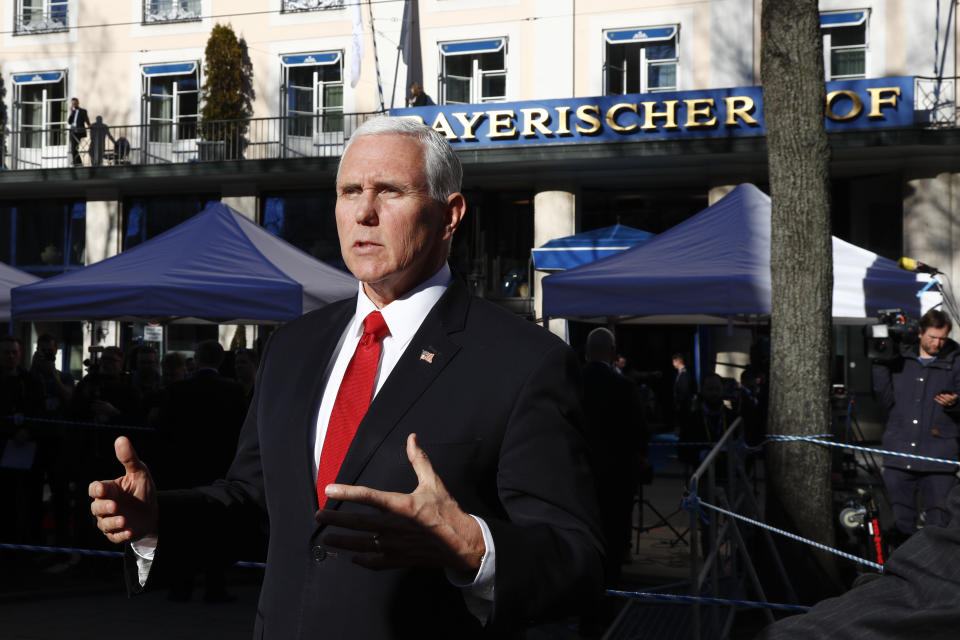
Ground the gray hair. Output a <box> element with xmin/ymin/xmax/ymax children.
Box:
<box><xmin>338</xmin><ymin>116</ymin><xmax>462</xmax><ymax>202</ymax></box>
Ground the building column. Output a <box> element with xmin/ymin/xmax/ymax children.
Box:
<box><xmin>83</xmin><ymin>198</ymin><xmax>121</xmax><ymax>356</ymax></box>
<box><xmin>219</xmin><ymin>189</ymin><xmax>259</xmax><ymax>351</ymax></box>
<box><xmin>534</xmin><ymin>189</ymin><xmax>576</xmax><ymax>340</ymax></box>
<box><xmin>708</xmin><ymin>184</ymin><xmax>737</xmax><ymax>205</ymax></box>
<box><xmin>904</xmin><ymin>174</ymin><xmax>960</xmax><ymax>318</ymax></box>
<box><xmin>221</xmin><ymin>195</ymin><xmax>258</xmax><ymax>219</ymax></box>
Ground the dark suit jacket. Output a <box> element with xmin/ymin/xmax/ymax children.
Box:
<box><xmin>756</xmin><ymin>484</ymin><xmax>960</xmax><ymax>639</ymax></box>
<box><xmin>70</xmin><ymin>107</ymin><xmax>90</xmax><ymax>136</ymax></box>
<box><xmin>154</xmin><ymin>369</ymin><xmax>248</xmax><ymax>489</ymax></box>
<box><xmin>143</xmin><ymin>277</ymin><xmax>604</xmax><ymax>638</ymax></box>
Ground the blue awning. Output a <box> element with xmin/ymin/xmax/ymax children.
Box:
<box><xmin>440</xmin><ymin>38</ymin><xmax>505</xmax><ymax>56</ymax></box>
<box><xmin>533</xmin><ymin>224</ymin><xmax>655</xmax><ymax>271</ymax></box>
<box><xmin>141</xmin><ymin>62</ymin><xmax>198</xmax><ymax>77</ymax></box>
<box><xmin>282</xmin><ymin>52</ymin><xmax>341</xmax><ymax>67</ymax></box>
<box><xmin>12</xmin><ymin>71</ymin><xmax>64</xmax><ymax>85</ymax></box>
<box><xmin>605</xmin><ymin>26</ymin><xmax>677</xmax><ymax>44</ymax></box>
<box><xmin>820</xmin><ymin>11</ymin><xmax>867</xmax><ymax>28</ymax></box>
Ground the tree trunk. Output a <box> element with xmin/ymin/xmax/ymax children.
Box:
<box><xmin>761</xmin><ymin>0</ymin><xmax>840</xmax><ymax>592</ymax></box>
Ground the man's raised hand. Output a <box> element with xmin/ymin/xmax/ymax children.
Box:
<box><xmin>316</xmin><ymin>433</ymin><xmax>486</xmax><ymax>573</ymax></box>
<box><xmin>89</xmin><ymin>436</ymin><xmax>158</xmax><ymax>544</ymax></box>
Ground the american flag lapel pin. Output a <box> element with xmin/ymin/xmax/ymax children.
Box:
<box><xmin>419</xmin><ymin>349</ymin><xmax>435</xmax><ymax>364</ymax></box>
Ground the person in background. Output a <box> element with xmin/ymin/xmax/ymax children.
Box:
<box><xmin>672</xmin><ymin>352</ymin><xmax>696</xmax><ymax>430</ymax></box>
<box><xmin>155</xmin><ymin>340</ymin><xmax>248</xmax><ymax>603</ymax></box>
<box><xmin>0</xmin><ymin>335</ymin><xmax>45</xmax><ymax>546</ymax></box>
<box><xmin>30</xmin><ymin>334</ymin><xmax>76</xmax><ymax>547</ymax></box>
<box><xmin>68</xmin><ymin>98</ymin><xmax>90</xmax><ymax>167</ymax></box>
<box><xmin>872</xmin><ymin>308</ymin><xmax>960</xmax><ymax>545</ymax></box>
<box><xmin>407</xmin><ymin>80</ymin><xmax>435</xmax><ymax>107</ymax></box>
<box><xmin>233</xmin><ymin>348</ymin><xmax>259</xmax><ymax>408</ymax></box>
<box><xmin>160</xmin><ymin>352</ymin><xmax>187</xmax><ymax>389</ymax></box>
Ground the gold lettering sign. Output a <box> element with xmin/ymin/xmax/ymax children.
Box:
<box><xmin>866</xmin><ymin>87</ymin><xmax>901</xmax><ymax>118</ymax></box>
<box><xmin>641</xmin><ymin>100</ymin><xmax>679</xmax><ymax>130</ymax></box>
<box><xmin>520</xmin><ymin>108</ymin><xmax>552</xmax><ymax>136</ymax></box>
<box><xmin>684</xmin><ymin>98</ymin><xmax>717</xmax><ymax>127</ymax></box>
<box><xmin>606</xmin><ymin>103</ymin><xmax>639</xmax><ymax>132</ymax></box>
<box><xmin>575</xmin><ymin>105</ymin><xmax>602</xmax><ymax>134</ymax></box>
<box><xmin>825</xmin><ymin>90</ymin><xmax>863</xmax><ymax>121</ymax></box>
<box><xmin>487</xmin><ymin>110</ymin><xmax>517</xmax><ymax>138</ymax></box>
<box><xmin>452</xmin><ymin>112</ymin><xmax>485</xmax><ymax>140</ymax></box>
<box><xmin>555</xmin><ymin>106</ymin><xmax>572</xmax><ymax>135</ymax></box>
<box><xmin>431</xmin><ymin>112</ymin><xmax>458</xmax><ymax>139</ymax></box>
<box><xmin>724</xmin><ymin>96</ymin><xmax>758</xmax><ymax>126</ymax></box>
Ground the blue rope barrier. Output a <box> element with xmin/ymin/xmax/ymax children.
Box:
<box><xmin>648</xmin><ymin>440</ymin><xmax>716</xmax><ymax>447</ymax></box>
<box><xmin>681</xmin><ymin>491</ymin><xmax>710</xmax><ymax>525</ymax></box>
<box><xmin>605</xmin><ymin>589</ymin><xmax>811</xmax><ymax>613</ymax></box>
<box><xmin>2</xmin><ymin>414</ymin><xmax>155</xmax><ymax>432</ymax></box>
<box><xmin>0</xmin><ymin>543</ymin><xmax>265</xmax><ymax>568</ymax></box>
<box><xmin>687</xmin><ymin>497</ymin><xmax>884</xmax><ymax>572</ymax></box>
<box><xmin>767</xmin><ymin>434</ymin><xmax>960</xmax><ymax>467</ymax></box>
<box><xmin>0</xmin><ymin>543</ymin><xmax>123</xmax><ymax>558</ymax></box>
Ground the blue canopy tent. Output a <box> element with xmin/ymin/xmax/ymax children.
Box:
<box><xmin>532</xmin><ymin>224</ymin><xmax>655</xmax><ymax>271</ymax></box>
<box><xmin>542</xmin><ymin>184</ymin><xmax>939</xmax><ymax>324</ymax></box>
<box><xmin>11</xmin><ymin>203</ymin><xmax>358</xmax><ymax>323</ymax></box>
<box><xmin>0</xmin><ymin>263</ymin><xmax>40</xmax><ymax>321</ymax></box>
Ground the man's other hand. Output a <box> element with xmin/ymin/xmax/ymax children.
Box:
<box><xmin>89</xmin><ymin>436</ymin><xmax>158</xmax><ymax>544</ymax></box>
<box><xmin>316</xmin><ymin>433</ymin><xmax>486</xmax><ymax>572</ymax></box>
<box><xmin>935</xmin><ymin>392</ymin><xmax>959</xmax><ymax>407</ymax></box>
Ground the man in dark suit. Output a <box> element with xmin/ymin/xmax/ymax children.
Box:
<box><xmin>68</xmin><ymin>97</ymin><xmax>90</xmax><ymax>167</ymax></box>
<box><xmin>154</xmin><ymin>340</ymin><xmax>246</xmax><ymax>489</ymax></box>
<box><xmin>154</xmin><ymin>339</ymin><xmax>248</xmax><ymax>602</ymax></box>
<box><xmin>672</xmin><ymin>351</ymin><xmax>695</xmax><ymax>428</ymax></box>
<box><xmin>89</xmin><ymin>116</ymin><xmax>604</xmax><ymax>637</ymax></box>
<box><xmin>581</xmin><ymin>328</ymin><xmax>646</xmax><ymax>585</ymax></box>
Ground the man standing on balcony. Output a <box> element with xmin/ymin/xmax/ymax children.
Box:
<box><xmin>68</xmin><ymin>98</ymin><xmax>89</xmax><ymax>167</ymax></box>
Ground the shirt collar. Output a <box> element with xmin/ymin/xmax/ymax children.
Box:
<box><xmin>352</xmin><ymin>263</ymin><xmax>452</xmax><ymax>341</ymax></box>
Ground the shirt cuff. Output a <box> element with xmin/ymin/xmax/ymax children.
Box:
<box><xmin>130</xmin><ymin>535</ymin><xmax>158</xmax><ymax>587</ymax></box>
<box><xmin>445</xmin><ymin>515</ymin><xmax>495</xmax><ymax>624</ymax></box>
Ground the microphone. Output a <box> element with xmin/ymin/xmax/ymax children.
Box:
<box><xmin>898</xmin><ymin>257</ymin><xmax>941</xmax><ymax>275</ymax></box>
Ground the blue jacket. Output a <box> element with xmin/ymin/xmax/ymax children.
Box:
<box><xmin>872</xmin><ymin>339</ymin><xmax>960</xmax><ymax>472</ymax></box>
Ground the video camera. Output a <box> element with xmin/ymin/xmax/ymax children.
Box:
<box><xmin>864</xmin><ymin>309</ymin><xmax>918</xmax><ymax>363</ymax></box>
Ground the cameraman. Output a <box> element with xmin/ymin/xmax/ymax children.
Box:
<box><xmin>872</xmin><ymin>309</ymin><xmax>960</xmax><ymax>543</ymax></box>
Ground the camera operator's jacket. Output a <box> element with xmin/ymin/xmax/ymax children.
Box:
<box><xmin>872</xmin><ymin>339</ymin><xmax>960</xmax><ymax>472</ymax></box>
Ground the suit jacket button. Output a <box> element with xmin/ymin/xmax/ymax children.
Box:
<box><xmin>312</xmin><ymin>546</ymin><xmax>328</xmax><ymax>563</ymax></box>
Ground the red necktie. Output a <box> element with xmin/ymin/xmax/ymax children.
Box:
<box><xmin>316</xmin><ymin>311</ymin><xmax>389</xmax><ymax>508</ymax></box>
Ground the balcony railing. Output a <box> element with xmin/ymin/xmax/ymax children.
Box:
<box><xmin>143</xmin><ymin>0</ymin><xmax>202</xmax><ymax>24</ymax></box>
<box><xmin>1</xmin><ymin>113</ymin><xmax>382</xmax><ymax>171</ymax></box>
<box><xmin>915</xmin><ymin>76</ymin><xmax>958</xmax><ymax>127</ymax></box>
<box><xmin>15</xmin><ymin>2</ymin><xmax>69</xmax><ymax>34</ymax></box>
<box><xmin>281</xmin><ymin>0</ymin><xmax>345</xmax><ymax>13</ymax></box>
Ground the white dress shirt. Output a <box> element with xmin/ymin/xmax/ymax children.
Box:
<box><xmin>136</xmin><ymin>263</ymin><xmax>495</xmax><ymax>621</ymax></box>
<box><xmin>312</xmin><ymin>263</ymin><xmax>495</xmax><ymax>620</ymax></box>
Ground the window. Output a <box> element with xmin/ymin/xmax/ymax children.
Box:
<box><xmin>262</xmin><ymin>191</ymin><xmax>345</xmax><ymax>270</ymax></box>
<box><xmin>439</xmin><ymin>38</ymin><xmax>506</xmax><ymax>105</ymax></box>
<box><xmin>449</xmin><ymin>190</ymin><xmax>533</xmax><ymax>303</ymax></box>
<box><xmin>141</xmin><ymin>62</ymin><xmax>200</xmax><ymax>143</ymax></box>
<box><xmin>281</xmin><ymin>52</ymin><xmax>344</xmax><ymax>137</ymax></box>
<box><xmin>143</xmin><ymin>0</ymin><xmax>201</xmax><ymax>23</ymax></box>
<box><xmin>821</xmin><ymin>10</ymin><xmax>868</xmax><ymax>80</ymax></box>
<box><xmin>15</xmin><ymin>0</ymin><xmax>68</xmax><ymax>34</ymax></box>
<box><xmin>11</xmin><ymin>71</ymin><xmax>67</xmax><ymax>153</ymax></box>
<box><xmin>604</xmin><ymin>26</ymin><xmax>678</xmax><ymax>95</ymax></box>
<box><xmin>122</xmin><ymin>194</ymin><xmax>218</xmax><ymax>250</ymax></box>
<box><xmin>281</xmin><ymin>0</ymin><xmax>344</xmax><ymax>12</ymax></box>
<box><xmin>0</xmin><ymin>200</ymin><xmax>85</xmax><ymax>275</ymax></box>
